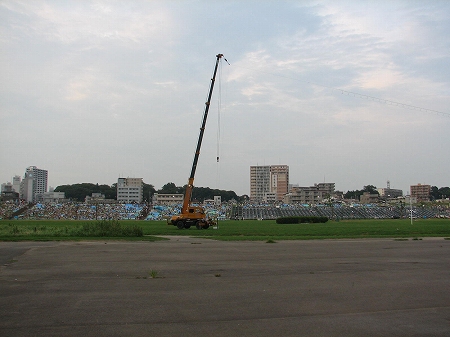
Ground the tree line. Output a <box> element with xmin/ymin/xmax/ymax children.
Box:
<box><xmin>157</xmin><ymin>182</ymin><xmax>240</xmax><ymax>202</ymax></box>
<box><xmin>431</xmin><ymin>186</ymin><xmax>450</xmax><ymax>200</ymax></box>
<box><xmin>54</xmin><ymin>182</ymin><xmax>241</xmax><ymax>202</ymax></box>
<box><xmin>344</xmin><ymin>185</ymin><xmax>450</xmax><ymax>201</ymax></box>
<box><xmin>54</xmin><ymin>182</ymin><xmax>449</xmax><ymax>203</ymax></box>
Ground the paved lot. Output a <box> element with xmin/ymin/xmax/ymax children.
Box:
<box><xmin>1</xmin><ymin>237</ymin><xmax>449</xmax><ymax>336</ymax></box>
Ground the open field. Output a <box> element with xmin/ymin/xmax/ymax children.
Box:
<box><xmin>1</xmin><ymin>218</ymin><xmax>449</xmax><ymax>241</ymax></box>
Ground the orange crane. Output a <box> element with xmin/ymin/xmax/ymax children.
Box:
<box><xmin>168</xmin><ymin>54</ymin><xmax>224</xmax><ymax>229</ymax></box>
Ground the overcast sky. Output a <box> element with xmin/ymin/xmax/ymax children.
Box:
<box><xmin>1</xmin><ymin>0</ymin><xmax>449</xmax><ymax>196</ymax></box>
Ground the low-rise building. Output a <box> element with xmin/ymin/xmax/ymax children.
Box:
<box><xmin>1</xmin><ymin>183</ymin><xmax>19</xmax><ymax>201</ymax></box>
<box><xmin>284</xmin><ymin>183</ymin><xmax>335</xmax><ymax>204</ymax></box>
<box><xmin>85</xmin><ymin>193</ymin><xmax>117</xmax><ymax>204</ymax></box>
<box><xmin>204</xmin><ymin>196</ymin><xmax>222</xmax><ymax>206</ymax></box>
<box><xmin>360</xmin><ymin>192</ymin><xmax>379</xmax><ymax>204</ymax></box>
<box><xmin>377</xmin><ymin>188</ymin><xmax>403</xmax><ymax>199</ymax></box>
<box><xmin>152</xmin><ymin>193</ymin><xmax>184</xmax><ymax>205</ymax></box>
<box><xmin>42</xmin><ymin>191</ymin><xmax>66</xmax><ymax>203</ymax></box>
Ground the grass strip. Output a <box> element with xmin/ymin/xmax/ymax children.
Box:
<box><xmin>1</xmin><ymin>218</ymin><xmax>449</xmax><ymax>241</ymax></box>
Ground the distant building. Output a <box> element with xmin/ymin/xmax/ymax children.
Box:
<box><xmin>360</xmin><ymin>192</ymin><xmax>379</xmax><ymax>204</ymax></box>
<box><xmin>214</xmin><ymin>195</ymin><xmax>221</xmax><ymax>205</ymax></box>
<box><xmin>284</xmin><ymin>183</ymin><xmax>335</xmax><ymax>204</ymax></box>
<box><xmin>1</xmin><ymin>182</ymin><xmax>19</xmax><ymax>201</ymax></box>
<box><xmin>152</xmin><ymin>193</ymin><xmax>183</xmax><ymax>205</ymax></box>
<box><xmin>42</xmin><ymin>191</ymin><xmax>66</xmax><ymax>203</ymax></box>
<box><xmin>250</xmin><ymin>165</ymin><xmax>289</xmax><ymax>202</ymax></box>
<box><xmin>20</xmin><ymin>166</ymin><xmax>48</xmax><ymax>202</ymax></box>
<box><xmin>410</xmin><ymin>184</ymin><xmax>431</xmax><ymax>202</ymax></box>
<box><xmin>204</xmin><ymin>196</ymin><xmax>222</xmax><ymax>205</ymax></box>
<box><xmin>117</xmin><ymin>178</ymin><xmax>143</xmax><ymax>203</ymax></box>
<box><xmin>12</xmin><ymin>175</ymin><xmax>21</xmax><ymax>193</ymax></box>
<box><xmin>404</xmin><ymin>195</ymin><xmax>417</xmax><ymax>204</ymax></box>
<box><xmin>377</xmin><ymin>188</ymin><xmax>403</xmax><ymax>199</ymax></box>
<box><xmin>377</xmin><ymin>181</ymin><xmax>402</xmax><ymax>199</ymax></box>
<box><xmin>85</xmin><ymin>193</ymin><xmax>117</xmax><ymax>204</ymax></box>
<box><xmin>1</xmin><ymin>176</ymin><xmax>21</xmax><ymax>193</ymax></box>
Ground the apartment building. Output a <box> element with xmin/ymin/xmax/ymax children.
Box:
<box><xmin>250</xmin><ymin>165</ymin><xmax>289</xmax><ymax>202</ymax></box>
<box><xmin>283</xmin><ymin>182</ymin><xmax>336</xmax><ymax>204</ymax></box>
<box><xmin>20</xmin><ymin>166</ymin><xmax>48</xmax><ymax>202</ymax></box>
<box><xmin>410</xmin><ymin>183</ymin><xmax>431</xmax><ymax>202</ymax></box>
<box><xmin>117</xmin><ymin>178</ymin><xmax>143</xmax><ymax>203</ymax></box>
<box><xmin>12</xmin><ymin>175</ymin><xmax>21</xmax><ymax>193</ymax></box>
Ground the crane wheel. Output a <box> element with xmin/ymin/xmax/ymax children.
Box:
<box><xmin>203</xmin><ymin>224</ymin><xmax>210</xmax><ymax>229</ymax></box>
<box><xmin>176</xmin><ymin>221</ymin><xmax>185</xmax><ymax>229</ymax></box>
<box><xmin>195</xmin><ymin>221</ymin><xmax>202</xmax><ymax>230</ymax></box>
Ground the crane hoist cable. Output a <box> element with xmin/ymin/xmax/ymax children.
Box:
<box><xmin>216</xmin><ymin>56</ymin><xmax>230</xmax><ymax>188</ymax></box>
<box><xmin>216</xmin><ymin>57</ymin><xmax>223</xmax><ymax>190</ymax></box>
<box><xmin>217</xmin><ymin>58</ymin><xmax>222</xmax><ymax>163</ymax></box>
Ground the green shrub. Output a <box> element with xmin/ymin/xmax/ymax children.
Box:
<box><xmin>276</xmin><ymin>216</ymin><xmax>328</xmax><ymax>224</ymax></box>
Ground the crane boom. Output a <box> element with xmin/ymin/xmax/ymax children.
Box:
<box><xmin>181</xmin><ymin>53</ymin><xmax>223</xmax><ymax>214</ymax></box>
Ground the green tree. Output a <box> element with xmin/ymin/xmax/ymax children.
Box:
<box><xmin>143</xmin><ymin>183</ymin><xmax>156</xmax><ymax>202</ymax></box>
<box><xmin>191</xmin><ymin>186</ymin><xmax>238</xmax><ymax>202</ymax></box>
<box><xmin>55</xmin><ymin>183</ymin><xmax>116</xmax><ymax>201</ymax></box>
<box><xmin>344</xmin><ymin>190</ymin><xmax>361</xmax><ymax>200</ymax></box>
<box><xmin>431</xmin><ymin>186</ymin><xmax>450</xmax><ymax>200</ymax></box>
<box><xmin>159</xmin><ymin>182</ymin><xmax>183</xmax><ymax>194</ymax></box>
<box><xmin>344</xmin><ymin>185</ymin><xmax>379</xmax><ymax>200</ymax></box>
<box><xmin>157</xmin><ymin>182</ymin><xmax>240</xmax><ymax>202</ymax></box>
<box><xmin>440</xmin><ymin>187</ymin><xmax>450</xmax><ymax>199</ymax></box>
<box><xmin>363</xmin><ymin>185</ymin><xmax>379</xmax><ymax>194</ymax></box>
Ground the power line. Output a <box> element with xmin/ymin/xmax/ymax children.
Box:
<box><xmin>309</xmin><ymin>81</ymin><xmax>450</xmax><ymax>118</ymax></box>
<box><xmin>232</xmin><ymin>64</ymin><xmax>450</xmax><ymax>118</ymax></box>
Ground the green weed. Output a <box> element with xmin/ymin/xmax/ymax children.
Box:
<box><xmin>149</xmin><ymin>270</ymin><xmax>158</xmax><ymax>278</ymax></box>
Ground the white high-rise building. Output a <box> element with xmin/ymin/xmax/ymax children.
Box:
<box><xmin>250</xmin><ymin>165</ymin><xmax>289</xmax><ymax>202</ymax></box>
<box><xmin>20</xmin><ymin>166</ymin><xmax>48</xmax><ymax>202</ymax></box>
<box><xmin>117</xmin><ymin>178</ymin><xmax>143</xmax><ymax>203</ymax></box>
<box><xmin>12</xmin><ymin>175</ymin><xmax>21</xmax><ymax>193</ymax></box>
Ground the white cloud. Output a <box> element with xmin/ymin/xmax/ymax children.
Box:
<box><xmin>1</xmin><ymin>1</ymin><xmax>449</xmax><ymax>195</ymax></box>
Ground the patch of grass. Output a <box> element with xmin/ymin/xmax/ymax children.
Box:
<box><xmin>266</xmin><ymin>239</ymin><xmax>276</xmax><ymax>243</ymax></box>
<box><xmin>1</xmin><ymin>218</ymin><xmax>449</xmax><ymax>241</ymax></box>
<box><xmin>73</xmin><ymin>220</ymin><xmax>143</xmax><ymax>237</ymax></box>
<box><xmin>0</xmin><ymin>220</ymin><xmax>165</xmax><ymax>241</ymax></box>
<box><xmin>149</xmin><ymin>269</ymin><xmax>159</xmax><ymax>279</ymax></box>
<box><xmin>10</xmin><ymin>224</ymin><xmax>20</xmax><ymax>235</ymax></box>
<box><xmin>160</xmin><ymin>218</ymin><xmax>450</xmax><ymax>241</ymax></box>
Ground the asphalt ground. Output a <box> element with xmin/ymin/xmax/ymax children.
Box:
<box><xmin>1</xmin><ymin>237</ymin><xmax>449</xmax><ymax>337</ymax></box>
